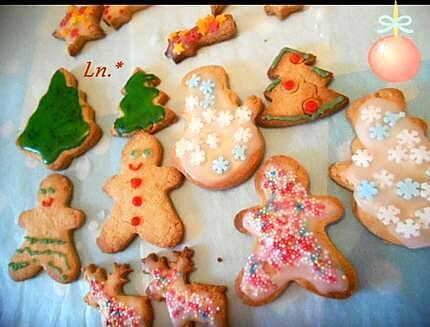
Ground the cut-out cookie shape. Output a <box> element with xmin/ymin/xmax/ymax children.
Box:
<box><xmin>103</xmin><ymin>5</ymin><xmax>150</xmax><ymax>29</ymax></box>
<box><xmin>53</xmin><ymin>5</ymin><xmax>105</xmax><ymax>56</ymax></box>
<box><xmin>165</xmin><ymin>14</ymin><xmax>237</xmax><ymax>64</ymax></box>
<box><xmin>257</xmin><ymin>47</ymin><xmax>349</xmax><ymax>127</ymax></box>
<box><xmin>211</xmin><ymin>5</ymin><xmax>228</xmax><ymax>15</ymax></box>
<box><xmin>83</xmin><ymin>263</ymin><xmax>153</xmax><ymax>327</ymax></box>
<box><xmin>235</xmin><ymin>156</ymin><xmax>356</xmax><ymax>306</ymax></box>
<box><xmin>142</xmin><ymin>247</ymin><xmax>228</xmax><ymax>326</ymax></box>
<box><xmin>173</xmin><ymin>65</ymin><xmax>265</xmax><ymax>190</ymax></box>
<box><xmin>17</xmin><ymin>68</ymin><xmax>102</xmax><ymax>170</ymax></box>
<box><xmin>8</xmin><ymin>174</ymin><xmax>85</xmax><ymax>283</ymax></box>
<box><xmin>330</xmin><ymin>88</ymin><xmax>430</xmax><ymax>249</ymax></box>
<box><xmin>112</xmin><ymin>68</ymin><xmax>177</xmax><ymax>137</ymax></box>
<box><xmin>264</xmin><ymin>5</ymin><xmax>304</xmax><ymax>20</ymax></box>
<box><xmin>97</xmin><ymin>132</ymin><xmax>184</xmax><ymax>252</ymax></box>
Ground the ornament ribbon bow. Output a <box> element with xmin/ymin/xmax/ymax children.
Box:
<box><xmin>377</xmin><ymin>15</ymin><xmax>414</xmax><ymax>34</ymax></box>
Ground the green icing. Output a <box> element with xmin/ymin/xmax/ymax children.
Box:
<box><xmin>9</xmin><ymin>261</ymin><xmax>30</xmax><ymax>271</ymax></box>
<box><xmin>17</xmin><ymin>70</ymin><xmax>90</xmax><ymax>164</ymax></box>
<box><xmin>312</xmin><ymin>66</ymin><xmax>331</xmax><ymax>78</ymax></box>
<box><xmin>24</xmin><ymin>236</ymin><xmax>66</xmax><ymax>245</ymax></box>
<box><xmin>113</xmin><ymin>71</ymin><xmax>166</xmax><ymax>136</ymax></box>
<box><xmin>16</xmin><ymin>246</ymin><xmax>70</xmax><ymax>270</ymax></box>
<box><xmin>48</xmin><ymin>261</ymin><xmax>68</xmax><ymax>281</ymax></box>
<box><xmin>270</xmin><ymin>47</ymin><xmax>311</xmax><ymax>71</ymax></box>
<box><xmin>265</xmin><ymin>78</ymin><xmax>281</xmax><ymax>93</ymax></box>
<box><xmin>261</xmin><ymin>96</ymin><xmax>346</xmax><ymax>122</ymax></box>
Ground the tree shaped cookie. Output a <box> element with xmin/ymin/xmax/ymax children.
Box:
<box><xmin>142</xmin><ymin>247</ymin><xmax>228</xmax><ymax>326</ymax></box>
<box><xmin>103</xmin><ymin>5</ymin><xmax>150</xmax><ymax>29</ymax></box>
<box><xmin>17</xmin><ymin>68</ymin><xmax>102</xmax><ymax>170</ymax></box>
<box><xmin>97</xmin><ymin>132</ymin><xmax>184</xmax><ymax>253</ymax></box>
<box><xmin>330</xmin><ymin>88</ymin><xmax>430</xmax><ymax>249</ymax></box>
<box><xmin>235</xmin><ymin>156</ymin><xmax>356</xmax><ymax>306</ymax></box>
<box><xmin>83</xmin><ymin>263</ymin><xmax>153</xmax><ymax>327</ymax></box>
<box><xmin>257</xmin><ymin>47</ymin><xmax>349</xmax><ymax>127</ymax></box>
<box><xmin>8</xmin><ymin>174</ymin><xmax>85</xmax><ymax>283</ymax></box>
<box><xmin>174</xmin><ymin>65</ymin><xmax>265</xmax><ymax>190</ymax></box>
<box><xmin>165</xmin><ymin>14</ymin><xmax>237</xmax><ymax>64</ymax></box>
<box><xmin>112</xmin><ymin>68</ymin><xmax>177</xmax><ymax>137</ymax></box>
<box><xmin>264</xmin><ymin>5</ymin><xmax>304</xmax><ymax>20</ymax></box>
<box><xmin>53</xmin><ymin>5</ymin><xmax>105</xmax><ymax>56</ymax></box>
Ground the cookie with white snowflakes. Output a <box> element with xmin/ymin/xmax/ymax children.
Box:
<box><xmin>330</xmin><ymin>88</ymin><xmax>430</xmax><ymax>249</ymax></box>
<box><xmin>173</xmin><ymin>65</ymin><xmax>266</xmax><ymax>190</ymax></box>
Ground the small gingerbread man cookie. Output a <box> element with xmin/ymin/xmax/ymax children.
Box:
<box><xmin>53</xmin><ymin>5</ymin><xmax>105</xmax><ymax>56</ymax></box>
<box><xmin>103</xmin><ymin>5</ymin><xmax>150</xmax><ymax>30</ymax></box>
<box><xmin>83</xmin><ymin>263</ymin><xmax>154</xmax><ymax>327</ymax></box>
<box><xmin>235</xmin><ymin>156</ymin><xmax>356</xmax><ymax>306</ymax></box>
<box><xmin>264</xmin><ymin>5</ymin><xmax>304</xmax><ymax>20</ymax></box>
<box><xmin>8</xmin><ymin>174</ymin><xmax>85</xmax><ymax>283</ymax></box>
<box><xmin>174</xmin><ymin>65</ymin><xmax>265</xmax><ymax>190</ymax></box>
<box><xmin>97</xmin><ymin>132</ymin><xmax>184</xmax><ymax>253</ymax></box>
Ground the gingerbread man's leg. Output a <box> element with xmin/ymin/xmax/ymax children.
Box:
<box><xmin>97</xmin><ymin>216</ymin><xmax>135</xmax><ymax>253</ymax></box>
<box><xmin>8</xmin><ymin>248</ymin><xmax>42</xmax><ymax>281</ymax></box>
<box><xmin>43</xmin><ymin>243</ymin><xmax>81</xmax><ymax>283</ymax></box>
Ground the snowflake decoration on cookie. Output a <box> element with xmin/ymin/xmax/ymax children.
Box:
<box><xmin>383</xmin><ymin>111</ymin><xmax>405</xmax><ymax>127</ymax></box>
<box><xmin>234</xmin><ymin>127</ymin><xmax>252</xmax><ymax>143</ymax></box>
<box><xmin>372</xmin><ymin>170</ymin><xmax>394</xmax><ymax>189</ymax></box>
<box><xmin>232</xmin><ymin>144</ymin><xmax>247</xmax><ymax>161</ymax></box>
<box><xmin>202</xmin><ymin>109</ymin><xmax>216</xmax><ymax>123</ymax></box>
<box><xmin>201</xmin><ymin>94</ymin><xmax>215</xmax><ymax>110</ymax></box>
<box><xmin>409</xmin><ymin>146</ymin><xmax>430</xmax><ymax>164</ymax></box>
<box><xmin>190</xmin><ymin>147</ymin><xmax>206</xmax><ymax>166</ymax></box>
<box><xmin>187</xmin><ymin>74</ymin><xmax>201</xmax><ymax>88</ymax></box>
<box><xmin>369</xmin><ymin>124</ymin><xmax>389</xmax><ymax>140</ymax></box>
<box><xmin>212</xmin><ymin>156</ymin><xmax>230</xmax><ymax>175</ymax></box>
<box><xmin>206</xmin><ymin>133</ymin><xmax>219</xmax><ymax>149</ymax></box>
<box><xmin>186</xmin><ymin>95</ymin><xmax>199</xmax><ymax>112</ymax></box>
<box><xmin>199</xmin><ymin>80</ymin><xmax>215</xmax><ymax>95</ymax></box>
<box><xmin>217</xmin><ymin>111</ymin><xmax>233</xmax><ymax>127</ymax></box>
<box><xmin>357</xmin><ymin>180</ymin><xmax>378</xmax><ymax>200</ymax></box>
<box><xmin>395</xmin><ymin>219</ymin><xmax>420</xmax><ymax>239</ymax></box>
<box><xmin>397</xmin><ymin>129</ymin><xmax>420</xmax><ymax>148</ymax></box>
<box><xmin>396</xmin><ymin>178</ymin><xmax>420</xmax><ymax>200</ymax></box>
<box><xmin>415</xmin><ymin>207</ymin><xmax>430</xmax><ymax>228</ymax></box>
<box><xmin>420</xmin><ymin>182</ymin><xmax>430</xmax><ymax>201</ymax></box>
<box><xmin>361</xmin><ymin>105</ymin><xmax>382</xmax><ymax>123</ymax></box>
<box><xmin>388</xmin><ymin>145</ymin><xmax>408</xmax><ymax>164</ymax></box>
<box><xmin>235</xmin><ymin>106</ymin><xmax>252</xmax><ymax>124</ymax></box>
<box><xmin>189</xmin><ymin>117</ymin><xmax>204</xmax><ymax>134</ymax></box>
<box><xmin>376</xmin><ymin>205</ymin><xmax>400</xmax><ymax>225</ymax></box>
<box><xmin>175</xmin><ymin>139</ymin><xmax>190</xmax><ymax>158</ymax></box>
<box><xmin>352</xmin><ymin>149</ymin><xmax>373</xmax><ymax>167</ymax></box>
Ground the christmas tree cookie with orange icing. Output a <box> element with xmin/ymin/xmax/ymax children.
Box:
<box><xmin>235</xmin><ymin>156</ymin><xmax>356</xmax><ymax>306</ymax></box>
<box><xmin>165</xmin><ymin>14</ymin><xmax>237</xmax><ymax>64</ymax></box>
<box><xmin>257</xmin><ymin>47</ymin><xmax>349</xmax><ymax>127</ymax></box>
<box><xmin>330</xmin><ymin>88</ymin><xmax>430</xmax><ymax>249</ymax></box>
<box><xmin>53</xmin><ymin>5</ymin><xmax>105</xmax><ymax>56</ymax></box>
<box><xmin>103</xmin><ymin>5</ymin><xmax>150</xmax><ymax>30</ymax></box>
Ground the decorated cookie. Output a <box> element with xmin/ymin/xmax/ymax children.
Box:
<box><xmin>112</xmin><ymin>68</ymin><xmax>177</xmax><ymax>137</ymax></box>
<box><xmin>142</xmin><ymin>247</ymin><xmax>228</xmax><ymax>326</ymax></box>
<box><xmin>211</xmin><ymin>5</ymin><xmax>228</xmax><ymax>15</ymax></box>
<box><xmin>165</xmin><ymin>14</ymin><xmax>237</xmax><ymax>64</ymax></box>
<box><xmin>53</xmin><ymin>5</ymin><xmax>105</xmax><ymax>56</ymax></box>
<box><xmin>83</xmin><ymin>263</ymin><xmax>153</xmax><ymax>327</ymax></box>
<box><xmin>173</xmin><ymin>65</ymin><xmax>265</xmax><ymax>190</ymax></box>
<box><xmin>8</xmin><ymin>174</ymin><xmax>85</xmax><ymax>283</ymax></box>
<box><xmin>257</xmin><ymin>47</ymin><xmax>349</xmax><ymax>127</ymax></box>
<box><xmin>235</xmin><ymin>156</ymin><xmax>357</xmax><ymax>306</ymax></box>
<box><xmin>264</xmin><ymin>5</ymin><xmax>304</xmax><ymax>20</ymax></box>
<box><xmin>97</xmin><ymin>132</ymin><xmax>184</xmax><ymax>252</ymax></box>
<box><xmin>17</xmin><ymin>68</ymin><xmax>102</xmax><ymax>170</ymax></box>
<box><xmin>103</xmin><ymin>5</ymin><xmax>150</xmax><ymax>29</ymax></box>
<box><xmin>330</xmin><ymin>88</ymin><xmax>430</xmax><ymax>249</ymax></box>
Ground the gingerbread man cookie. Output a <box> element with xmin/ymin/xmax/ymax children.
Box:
<box><xmin>103</xmin><ymin>5</ymin><xmax>150</xmax><ymax>30</ymax></box>
<box><xmin>264</xmin><ymin>5</ymin><xmax>304</xmax><ymax>20</ymax></box>
<box><xmin>142</xmin><ymin>247</ymin><xmax>228</xmax><ymax>327</ymax></box>
<box><xmin>330</xmin><ymin>88</ymin><xmax>430</xmax><ymax>249</ymax></box>
<box><xmin>257</xmin><ymin>47</ymin><xmax>349</xmax><ymax>127</ymax></box>
<box><xmin>235</xmin><ymin>156</ymin><xmax>356</xmax><ymax>306</ymax></box>
<box><xmin>53</xmin><ymin>5</ymin><xmax>105</xmax><ymax>56</ymax></box>
<box><xmin>97</xmin><ymin>132</ymin><xmax>184</xmax><ymax>253</ymax></box>
<box><xmin>8</xmin><ymin>174</ymin><xmax>85</xmax><ymax>283</ymax></box>
<box><xmin>83</xmin><ymin>263</ymin><xmax>154</xmax><ymax>327</ymax></box>
<box><xmin>173</xmin><ymin>65</ymin><xmax>265</xmax><ymax>190</ymax></box>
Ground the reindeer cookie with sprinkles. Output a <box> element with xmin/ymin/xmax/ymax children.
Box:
<box><xmin>83</xmin><ymin>263</ymin><xmax>153</xmax><ymax>327</ymax></box>
<box><xmin>97</xmin><ymin>132</ymin><xmax>184</xmax><ymax>253</ymax></box>
<box><xmin>235</xmin><ymin>156</ymin><xmax>356</xmax><ymax>306</ymax></box>
<box><xmin>142</xmin><ymin>247</ymin><xmax>228</xmax><ymax>327</ymax></box>
<box><xmin>8</xmin><ymin>174</ymin><xmax>85</xmax><ymax>283</ymax></box>
<box><xmin>330</xmin><ymin>88</ymin><xmax>430</xmax><ymax>249</ymax></box>
<box><xmin>174</xmin><ymin>65</ymin><xmax>265</xmax><ymax>190</ymax></box>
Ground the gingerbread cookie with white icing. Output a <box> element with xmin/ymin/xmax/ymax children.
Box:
<box><xmin>83</xmin><ymin>263</ymin><xmax>153</xmax><ymax>327</ymax></box>
<box><xmin>97</xmin><ymin>132</ymin><xmax>184</xmax><ymax>253</ymax></box>
<box><xmin>103</xmin><ymin>5</ymin><xmax>150</xmax><ymax>30</ymax></box>
<box><xmin>264</xmin><ymin>5</ymin><xmax>304</xmax><ymax>20</ymax></box>
<box><xmin>53</xmin><ymin>5</ymin><xmax>105</xmax><ymax>56</ymax></box>
<box><xmin>142</xmin><ymin>247</ymin><xmax>228</xmax><ymax>326</ymax></box>
<box><xmin>330</xmin><ymin>88</ymin><xmax>430</xmax><ymax>249</ymax></box>
<box><xmin>9</xmin><ymin>174</ymin><xmax>85</xmax><ymax>283</ymax></box>
<box><xmin>173</xmin><ymin>65</ymin><xmax>265</xmax><ymax>190</ymax></box>
<box><xmin>235</xmin><ymin>156</ymin><xmax>357</xmax><ymax>306</ymax></box>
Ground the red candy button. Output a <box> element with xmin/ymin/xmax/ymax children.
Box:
<box><xmin>290</xmin><ymin>53</ymin><xmax>304</xmax><ymax>64</ymax></box>
<box><xmin>283</xmin><ymin>79</ymin><xmax>296</xmax><ymax>91</ymax></box>
<box><xmin>303</xmin><ymin>99</ymin><xmax>319</xmax><ymax>114</ymax></box>
<box><xmin>132</xmin><ymin>196</ymin><xmax>143</xmax><ymax>206</ymax></box>
<box><xmin>131</xmin><ymin>216</ymin><xmax>141</xmax><ymax>226</ymax></box>
<box><xmin>130</xmin><ymin>178</ymin><xmax>142</xmax><ymax>189</ymax></box>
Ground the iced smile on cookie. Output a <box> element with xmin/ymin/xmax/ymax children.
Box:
<box><xmin>127</xmin><ymin>148</ymin><xmax>152</xmax><ymax>171</ymax></box>
<box><xmin>42</xmin><ymin>197</ymin><xmax>54</xmax><ymax>207</ymax></box>
<box><xmin>38</xmin><ymin>186</ymin><xmax>56</xmax><ymax>207</ymax></box>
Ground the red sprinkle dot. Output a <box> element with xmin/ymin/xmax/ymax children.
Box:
<box><xmin>303</xmin><ymin>99</ymin><xmax>319</xmax><ymax>114</ymax></box>
<box><xmin>290</xmin><ymin>53</ymin><xmax>303</xmax><ymax>64</ymax></box>
<box><xmin>130</xmin><ymin>178</ymin><xmax>142</xmax><ymax>189</ymax></box>
<box><xmin>132</xmin><ymin>196</ymin><xmax>143</xmax><ymax>206</ymax></box>
<box><xmin>131</xmin><ymin>216</ymin><xmax>141</xmax><ymax>226</ymax></box>
<box><xmin>283</xmin><ymin>79</ymin><xmax>296</xmax><ymax>91</ymax></box>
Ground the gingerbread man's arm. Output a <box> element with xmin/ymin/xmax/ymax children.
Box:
<box><xmin>18</xmin><ymin>210</ymin><xmax>33</xmax><ymax>229</ymax></box>
<box><xmin>313</xmin><ymin>196</ymin><xmax>344</xmax><ymax>226</ymax></box>
<box><xmin>158</xmin><ymin>167</ymin><xmax>184</xmax><ymax>190</ymax></box>
<box><xmin>58</xmin><ymin>208</ymin><xmax>85</xmax><ymax>230</ymax></box>
<box><xmin>234</xmin><ymin>207</ymin><xmax>260</xmax><ymax>235</ymax></box>
<box><xmin>104</xmin><ymin>175</ymin><xmax>121</xmax><ymax>198</ymax></box>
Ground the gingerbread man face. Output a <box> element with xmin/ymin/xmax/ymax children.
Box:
<box><xmin>121</xmin><ymin>132</ymin><xmax>162</xmax><ymax>172</ymax></box>
<box><xmin>235</xmin><ymin>156</ymin><xmax>356</xmax><ymax>306</ymax></box>
<box><xmin>37</xmin><ymin>174</ymin><xmax>72</xmax><ymax>208</ymax></box>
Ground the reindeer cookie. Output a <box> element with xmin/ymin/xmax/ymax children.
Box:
<box><xmin>330</xmin><ymin>88</ymin><xmax>430</xmax><ymax>249</ymax></box>
<box><xmin>97</xmin><ymin>132</ymin><xmax>184</xmax><ymax>252</ymax></box>
<box><xmin>173</xmin><ymin>65</ymin><xmax>265</xmax><ymax>190</ymax></box>
<box><xmin>235</xmin><ymin>156</ymin><xmax>356</xmax><ymax>306</ymax></box>
<box><xmin>8</xmin><ymin>174</ymin><xmax>84</xmax><ymax>283</ymax></box>
<box><xmin>83</xmin><ymin>263</ymin><xmax>153</xmax><ymax>327</ymax></box>
<box><xmin>142</xmin><ymin>247</ymin><xmax>228</xmax><ymax>327</ymax></box>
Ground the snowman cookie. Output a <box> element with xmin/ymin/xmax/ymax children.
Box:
<box><xmin>173</xmin><ymin>65</ymin><xmax>266</xmax><ymax>190</ymax></box>
<box><xmin>97</xmin><ymin>132</ymin><xmax>185</xmax><ymax>253</ymax></box>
